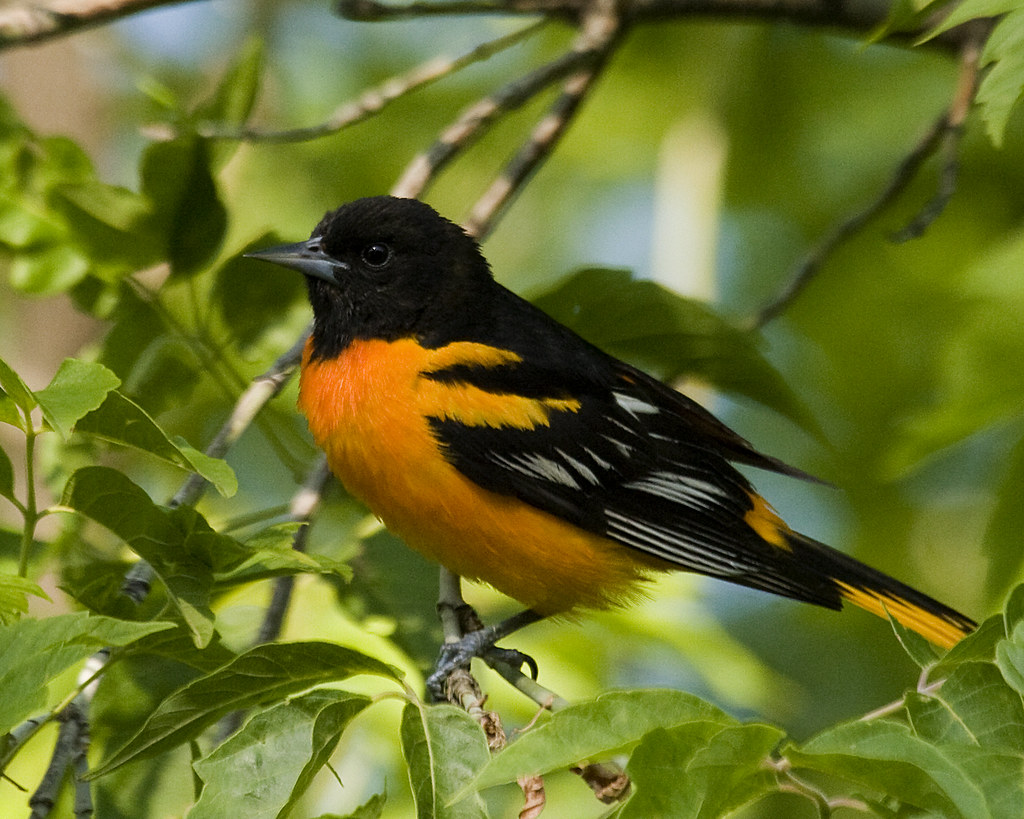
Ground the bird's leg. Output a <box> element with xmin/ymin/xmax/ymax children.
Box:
<box><xmin>428</xmin><ymin>569</ymin><xmax>543</xmax><ymax>702</ymax></box>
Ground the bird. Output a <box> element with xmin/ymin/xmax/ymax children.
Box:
<box><xmin>248</xmin><ymin>195</ymin><xmax>975</xmax><ymax>694</ymax></box>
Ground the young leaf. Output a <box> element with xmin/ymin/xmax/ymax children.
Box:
<box><xmin>0</xmin><ymin>612</ymin><xmax>172</xmax><ymax>736</ymax></box>
<box><xmin>90</xmin><ymin>641</ymin><xmax>399</xmax><ymax>778</ymax></box>
<box><xmin>467</xmin><ymin>688</ymin><xmax>734</xmax><ymax>794</ymax></box>
<box><xmin>621</xmin><ymin>723</ymin><xmax>784</xmax><ymax>818</ymax></box>
<box><xmin>906</xmin><ymin>661</ymin><xmax>1024</xmax><ymax>751</ymax></box>
<box><xmin>0</xmin><ymin>573</ymin><xmax>50</xmax><ymax>625</ymax></box>
<box><xmin>787</xmin><ymin>720</ymin><xmax>986</xmax><ymax>816</ymax></box>
<box><xmin>34</xmin><ymin>358</ymin><xmax>120</xmax><ymax>440</ymax></box>
<box><xmin>0</xmin><ymin>355</ymin><xmax>36</xmax><ymax>415</ymax></box>
<box><xmin>400</xmin><ymin>702</ymin><xmax>489</xmax><ymax>819</ymax></box>
<box><xmin>189</xmin><ymin>689</ymin><xmax>371</xmax><ymax>819</ymax></box>
<box><xmin>76</xmin><ymin>391</ymin><xmax>236</xmax><ymax>496</ymax></box>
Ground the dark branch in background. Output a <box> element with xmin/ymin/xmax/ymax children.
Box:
<box><xmin>0</xmin><ymin>0</ymin><xmax>987</xmax><ymax>52</ymax></box>
<box><xmin>748</xmin><ymin>30</ymin><xmax>985</xmax><ymax>329</ymax></box>
<box><xmin>892</xmin><ymin>27</ymin><xmax>983</xmax><ymax>242</ymax></box>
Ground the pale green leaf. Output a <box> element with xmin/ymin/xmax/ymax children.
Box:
<box><xmin>0</xmin><ymin>612</ymin><xmax>171</xmax><ymax>736</ymax></box>
<box><xmin>76</xmin><ymin>391</ymin><xmax>236</xmax><ymax>496</ymax></box>
<box><xmin>34</xmin><ymin>358</ymin><xmax>120</xmax><ymax>440</ymax></box>
<box><xmin>0</xmin><ymin>573</ymin><xmax>49</xmax><ymax>625</ymax></box>
<box><xmin>401</xmin><ymin>702</ymin><xmax>489</xmax><ymax>819</ymax></box>
<box><xmin>189</xmin><ymin>689</ymin><xmax>371</xmax><ymax>819</ymax></box>
<box><xmin>468</xmin><ymin>688</ymin><xmax>734</xmax><ymax>794</ymax></box>
<box><xmin>621</xmin><ymin>722</ymin><xmax>783</xmax><ymax>818</ymax></box>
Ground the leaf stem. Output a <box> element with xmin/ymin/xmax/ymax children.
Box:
<box><xmin>18</xmin><ymin>423</ymin><xmax>38</xmax><ymax>578</ymax></box>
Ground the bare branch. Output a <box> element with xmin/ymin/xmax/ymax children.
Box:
<box><xmin>0</xmin><ymin>0</ymin><xmax>202</xmax><ymax>50</ymax></box>
<box><xmin>391</xmin><ymin>46</ymin><xmax>599</xmax><ymax>198</ymax></box>
<box><xmin>893</xmin><ymin>29</ymin><xmax>983</xmax><ymax>242</ymax></box>
<box><xmin>466</xmin><ymin>0</ymin><xmax>622</xmax><ymax>237</ymax></box>
<box><xmin>192</xmin><ymin>21</ymin><xmax>547</xmax><ymax>143</ymax></box>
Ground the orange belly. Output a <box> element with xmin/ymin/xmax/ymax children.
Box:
<box><xmin>298</xmin><ymin>337</ymin><xmax>665</xmax><ymax>614</ymax></box>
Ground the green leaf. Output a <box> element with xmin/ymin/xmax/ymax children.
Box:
<box><xmin>0</xmin><ymin>573</ymin><xmax>49</xmax><ymax>625</ymax></box>
<box><xmin>189</xmin><ymin>689</ymin><xmax>371</xmax><ymax>819</ymax></box>
<box><xmin>400</xmin><ymin>702</ymin><xmax>489</xmax><ymax>819</ymax></box>
<box><xmin>0</xmin><ymin>355</ymin><xmax>36</xmax><ymax>415</ymax></box>
<box><xmin>212</xmin><ymin>235</ymin><xmax>305</xmax><ymax>351</ymax></box>
<box><xmin>76</xmin><ymin>391</ymin><xmax>236</xmax><ymax>496</ymax></box>
<box><xmin>0</xmin><ymin>393</ymin><xmax>21</xmax><ymax>430</ymax></box>
<box><xmin>318</xmin><ymin>791</ymin><xmax>386</xmax><ymax>819</ymax></box>
<box><xmin>0</xmin><ymin>444</ymin><xmax>14</xmax><ymax>502</ymax></box>
<box><xmin>34</xmin><ymin>358</ymin><xmax>120</xmax><ymax>440</ymax></box>
<box><xmin>996</xmin><ymin>625</ymin><xmax>1024</xmax><ymax>698</ymax></box>
<box><xmin>621</xmin><ymin>723</ymin><xmax>783</xmax><ymax>818</ymax></box>
<box><xmin>8</xmin><ymin>242</ymin><xmax>90</xmax><ymax>294</ymax></box>
<box><xmin>906</xmin><ymin>661</ymin><xmax>1024</xmax><ymax>751</ymax></box>
<box><xmin>888</xmin><ymin>611</ymin><xmax>943</xmax><ymax>669</ymax></box>
<box><xmin>788</xmin><ymin>720</ymin><xmax>987</xmax><ymax>816</ymax></box>
<box><xmin>532</xmin><ymin>268</ymin><xmax>818</xmax><ymax>433</ymax></box>
<box><xmin>195</xmin><ymin>36</ymin><xmax>265</xmax><ymax>171</ymax></box>
<box><xmin>977</xmin><ymin>10</ymin><xmax>1024</xmax><ymax>146</ymax></box>
<box><xmin>90</xmin><ymin>641</ymin><xmax>400</xmax><ymax>778</ymax></box>
<box><xmin>0</xmin><ymin>612</ymin><xmax>172</xmax><ymax>737</ymax></box>
<box><xmin>62</xmin><ymin>466</ymin><xmax>220</xmax><ymax>645</ymax></box>
<box><xmin>141</xmin><ymin>136</ymin><xmax>226</xmax><ymax>278</ymax></box>
<box><xmin>216</xmin><ymin>523</ymin><xmax>352</xmax><ymax>586</ymax></box>
<box><xmin>467</xmin><ymin>688</ymin><xmax>733</xmax><ymax>794</ymax></box>
<box><xmin>984</xmin><ymin>437</ymin><xmax>1024</xmax><ymax>601</ymax></box>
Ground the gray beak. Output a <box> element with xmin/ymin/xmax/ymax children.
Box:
<box><xmin>245</xmin><ymin>237</ymin><xmax>349</xmax><ymax>283</ymax></box>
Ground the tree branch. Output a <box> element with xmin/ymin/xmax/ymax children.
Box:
<box><xmin>0</xmin><ymin>0</ymin><xmax>201</xmax><ymax>50</ymax></box>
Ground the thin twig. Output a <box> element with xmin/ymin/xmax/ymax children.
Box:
<box><xmin>750</xmin><ymin>113</ymin><xmax>960</xmax><ymax>328</ymax></box>
<box><xmin>391</xmin><ymin>46</ymin><xmax>600</xmax><ymax>198</ymax></box>
<box><xmin>892</xmin><ymin>30</ymin><xmax>982</xmax><ymax>242</ymax></box>
<box><xmin>0</xmin><ymin>0</ymin><xmax>201</xmax><ymax>50</ymax></box>
<box><xmin>187</xmin><ymin>21</ymin><xmax>547</xmax><ymax>143</ymax></box>
<box><xmin>466</xmin><ymin>0</ymin><xmax>623</xmax><ymax>238</ymax></box>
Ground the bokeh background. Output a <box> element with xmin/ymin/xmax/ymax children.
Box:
<box><xmin>1</xmin><ymin>2</ymin><xmax>1021</xmax><ymax>815</ymax></box>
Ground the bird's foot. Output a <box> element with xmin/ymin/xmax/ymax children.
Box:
<box><xmin>427</xmin><ymin>626</ymin><xmax>539</xmax><ymax>703</ymax></box>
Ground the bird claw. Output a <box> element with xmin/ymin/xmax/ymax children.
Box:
<box><xmin>426</xmin><ymin>628</ymin><xmax>539</xmax><ymax>702</ymax></box>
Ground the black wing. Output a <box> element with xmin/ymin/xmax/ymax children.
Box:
<box><xmin>424</xmin><ymin>329</ymin><xmax>838</xmax><ymax>607</ymax></box>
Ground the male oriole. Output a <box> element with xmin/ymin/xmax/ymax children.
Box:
<box><xmin>250</xmin><ymin>195</ymin><xmax>975</xmax><ymax>689</ymax></box>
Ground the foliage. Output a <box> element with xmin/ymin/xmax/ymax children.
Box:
<box><xmin>1</xmin><ymin>0</ymin><xmax>1024</xmax><ymax>816</ymax></box>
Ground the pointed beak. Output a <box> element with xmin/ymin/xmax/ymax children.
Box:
<box><xmin>245</xmin><ymin>237</ymin><xmax>348</xmax><ymax>283</ymax></box>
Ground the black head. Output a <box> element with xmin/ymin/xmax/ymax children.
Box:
<box><xmin>247</xmin><ymin>196</ymin><xmax>494</xmax><ymax>359</ymax></box>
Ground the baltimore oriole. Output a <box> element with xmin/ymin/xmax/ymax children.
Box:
<box><xmin>250</xmin><ymin>195</ymin><xmax>975</xmax><ymax>691</ymax></box>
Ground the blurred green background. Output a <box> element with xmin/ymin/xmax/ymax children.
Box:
<box><xmin>1</xmin><ymin>1</ymin><xmax>1021</xmax><ymax>815</ymax></box>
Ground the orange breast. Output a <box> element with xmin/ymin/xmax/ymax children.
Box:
<box><xmin>297</xmin><ymin>337</ymin><xmax>664</xmax><ymax>614</ymax></box>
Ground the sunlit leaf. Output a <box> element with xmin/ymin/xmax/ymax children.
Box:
<box><xmin>90</xmin><ymin>641</ymin><xmax>400</xmax><ymax>778</ymax></box>
<box><xmin>76</xmin><ymin>391</ymin><xmax>236</xmax><ymax>496</ymax></box>
<box><xmin>788</xmin><ymin>720</ymin><xmax>985</xmax><ymax>816</ymax></box>
<box><xmin>467</xmin><ymin>688</ymin><xmax>734</xmax><ymax>793</ymax></box>
<box><xmin>189</xmin><ymin>689</ymin><xmax>371</xmax><ymax>819</ymax></box>
<box><xmin>0</xmin><ymin>612</ymin><xmax>171</xmax><ymax>737</ymax></box>
<box><xmin>34</xmin><ymin>358</ymin><xmax>120</xmax><ymax>440</ymax></box>
<box><xmin>0</xmin><ymin>573</ymin><xmax>50</xmax><ymax>625</ymax></box>
<box><xmin>401</xmin><ymin>702</ymin><xmax>489</xmax><ymax>819</ymax></box>
<box><xmin>621</xmin><ymin>723</ymin><xmax>783</xmax><ymax>818</ymax></box>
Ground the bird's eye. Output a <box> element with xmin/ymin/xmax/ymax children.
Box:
<box><xmin>361</xmin><ymin>243</ymin><xmax>392</xmax><ymax>268</ymax></box>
